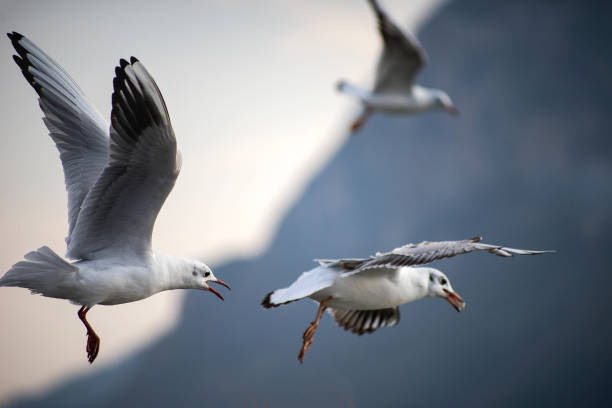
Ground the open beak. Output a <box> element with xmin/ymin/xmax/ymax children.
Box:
<box><xmin>212</xmin><ymin>279</ymin><xmax>231</xmax><ymax>291</ymax></box>
<box><xmin>443</xmin><ymin>289</ymin><xmax>465</xmax><ymax>312</ymax></box>
<box><xmin>207</xmin><ymin>279</ymin><xmax>231</xmax><ymax>301</ymax></box>
<box><xmin>446</xmin><ymin>105</ymin><xmax>459</xmax><ymax>116</ymax></box>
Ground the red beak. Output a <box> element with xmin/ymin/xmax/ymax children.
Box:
<box><xmin>212</xmin><ymin>279</ymin><xmax>231</xmax><ymax>290</ymax></box>
<box><xmin>207</xmin><ymin>279</ymin><xmax>231</xmax><ymax>301</ymax></box>
<box><xmin>207</xmin><ymin>286</ymin><xmax>224</xmax><ymax>301</ymax></box>
<box><xmin>443</xmin><ymin>289</ymin><xmax>465</xmax><ymax>312</ymax></box>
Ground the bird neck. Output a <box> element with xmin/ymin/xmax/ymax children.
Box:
<box><xmin>151</xmin><ymin>251</ymin><xmax>194</xmax><ymax>291</ymax></box>
<box><xmin>395</xmin><ymin>267</ymin><xmax>430</xmax><ymax>303</ymax></box>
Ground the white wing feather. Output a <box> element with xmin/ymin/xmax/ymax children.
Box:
<box><xmin>8</xmin><ymin>32</ymin><xmax>109</xmax><ymax>249</ymax></box>
<box><xmin>67</xmin><ymin>58</ymin><xmax>179</xmax><ymax>260</ymax></box>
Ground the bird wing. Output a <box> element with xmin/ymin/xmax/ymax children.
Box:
<box><xmin>327</xmin><ymin>307</ymin><xmax>399</xmax><ymax>335</ymax></box>
<box><xmin>367</xmin><ymin>0</ymin><xmax>427</xmax><ymax>93</ymax></box>
<box><xmin>8</xmin><ymin>32</ymin><xmax>110</xmax><ymax>249</ymax></box>
<box><xmin>66</xmin><ymin>57</ymin><xmax>180</xmax><ymax>261</ymax></box>
<box><xmin>343</xmin><ymin>237</ymin><xmax>553</xmax><ymax>276</ymax></box>
<box><xmin>314</xmin><ymin>258</ymin><xmax>367</xmax><ymax>270</ymax></box>
<box><xmin>262</xmin><ymin>266</ymin><xmax>338</xmax><ymax>308</ymax></box>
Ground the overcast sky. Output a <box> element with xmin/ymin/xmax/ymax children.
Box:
<box><xmin>0</xmin><ymin>0</ymin><xmax>445</xmax><ymax>403</ymax></box>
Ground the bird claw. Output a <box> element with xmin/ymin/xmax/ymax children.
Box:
<box><xmin>86</xmin><ymin>331</ymin><xmax>100</xmax><ymax>364</ymax></box>
<box><xmin>299</xmin><ymin>322</ymin><xmax>318</xmax><ymax>363</ymax></box>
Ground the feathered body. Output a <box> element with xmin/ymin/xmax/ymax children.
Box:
<box><xmin>0</xmin><ymin>32</ymin><xmax>229</xmax><ymax>363</ymax></box>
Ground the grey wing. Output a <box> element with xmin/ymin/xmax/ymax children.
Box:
<box><xmin>345</xmin><ymin>237</ymin><xmax>554</xmax><ymax>275</ymax></box>
<box><xmin>367</xmin><ymin>0</ymin><xmax>427</xmax><ymax>93</ymax></box>
<box><xmin>314</xmin><ymin>258</ymin><xmax>368</xmax><ymax>270</ymax></box>
<box><xmin>66</xmin><ymin>57</ymin><xmax>180</xmax><ymax>260</ymax></box>
<box><xmin>8</xmin><ymin>32</ymin><xmax>110</xmax><ymax>248</ymax></box>
<box><xmin>327</xmin><ymin>307</ymin><xmax>399</xmax><ymax>335</ymax></box>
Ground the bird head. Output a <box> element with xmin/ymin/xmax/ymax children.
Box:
<box><xmin>189</xmin><ymin>261</ymin><xmax>230</xmax><ymax>300</ymax></box>
<box><xmin>426</xmin><ymin>269</ymin><xmax>465</xmax><ymax>312</ymax></box>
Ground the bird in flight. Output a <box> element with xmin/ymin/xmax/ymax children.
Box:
<box><xmin>337</xmin><ymin>0</ymin><xmax>458</xmax><ymax>132</ymax></box>
<box><xmin>0</xmin><ymin>32</ymin><xmax>230</xmax><ymax>363</ymax></box>
<box><xmin>262</xmin><ymin>237</ymin><xmax>552</xmax><ymax>362</ymax></box>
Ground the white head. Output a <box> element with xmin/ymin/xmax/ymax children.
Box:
<box><xmin>432</xmin><ymin>90</ymin><xmax>458</xmax><ymax>115</ymax></box>
<box><xmin>425</xmin><ymin>268</ymin><xmax>465</xmax><ymax>312</ymax></box>
<box><xmin>185</xmin><ymin>260</ymin><xmax>231</xmax><ymax>300</ymax></box>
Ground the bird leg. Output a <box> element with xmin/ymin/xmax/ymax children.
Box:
<box><xmin>298</xmin><ymin>297</ymin><xmax>332</xmax><ymax>363</ymax></box>
<box><xmin>77</xmin><ymin>306</ymin><xmax>100</xmax><ymax>364</ymax></box>
<box><xmin>350</xmin><ymin>108</ymin><xmax>373</xmax><ymax>133</ymax></box>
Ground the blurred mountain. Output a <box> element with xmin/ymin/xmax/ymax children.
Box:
<box><xmin>9</xmin><ymin>0</ymin><xmax>612</xmax><ymax>406</ymax></box>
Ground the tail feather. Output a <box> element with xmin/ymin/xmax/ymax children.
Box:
<box><xmin>261</xmin><ymin>266</ymin><xmax>337</xmax><ymax>309</ymax></box>
<box><xmin>0</xmin><ymin>246</ymin><xmax>77</xmax><ymax>299</ymax></box>
<box><xmin>261</xmin><ymin>290</ymin><xmax>299</xmax><ymax>309</ymax></box>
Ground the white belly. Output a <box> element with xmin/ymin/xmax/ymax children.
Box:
<box><xmin>365</xmin><ymin>94</ymin><xmax>423</xmax><ymax>113</ymax></box>
<box><xmin>311</xmin><ymin>269</ymin><xmax>425</xmax><ymax>310</ymax></box>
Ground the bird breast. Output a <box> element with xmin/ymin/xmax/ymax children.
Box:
<box><xmin>317</xmin><ymin>269</ymin><xmax>425</xmax><ymax>310</ymax></box>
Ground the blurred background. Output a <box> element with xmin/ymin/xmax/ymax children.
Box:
<box><xmin>1</xmin><ymin>0</ymin><xmax>611</xmax><ymax>406</ymax></box>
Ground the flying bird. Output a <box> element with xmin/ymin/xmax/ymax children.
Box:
<box><xmin>0</xmin><ymin>32</ymin><xmax>230</xmax><ymax>363</ymax></box>
<box><xmin>262</xmin><ymin>237</ymin><xmax>552</xmax><ymax>362</ymax></box>
<box><xmin>337</xmin><ymin>0</ymin><xmax>458</xmax><ymax>132</ymax></box>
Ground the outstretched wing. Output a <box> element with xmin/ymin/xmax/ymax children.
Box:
<box><xmin>67</xmin><ymin>58</ymin><xmax>180</xmax><ymax>260</ymax></box>
<box><xmin>314</xmin><ymin>258</ymin><xmax>366</xmax><ymax>270</ymax></box>
<box><xmin>344</xmin><ymin>237</ymin><xmax>553</xmax><ymax>276</ymax></box>
<box><xmin>8</xmin><ymin>32</ymin><xmax>110</xmax><ymax>248</ymax></box>
<box><xmin>328</xmin><ymin>307</ymin><xmax>399</xmax><ymax>335</ymax></box>
<box><xmin>367</xmin><ymin>0</ymin><xmax>427</xmax><ymax>93</ymax></box>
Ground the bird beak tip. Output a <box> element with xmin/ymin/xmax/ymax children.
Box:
<box><xmin>207</xmin><ymin>286</ymin><xmax>224</xmax><ymax>301</ymax></box>
<box><xmin>444</xmin><ymin>290</ymin><xmax>465</xmax><ymax>312</ymax></box>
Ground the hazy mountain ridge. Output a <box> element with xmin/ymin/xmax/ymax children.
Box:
<box><xmin>9</xmin><ymin>0</ymin><xmax>612</xmax><ymax>406</ymax></box>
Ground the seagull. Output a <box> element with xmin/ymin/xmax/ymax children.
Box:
<box><xmin>337</xmin><ymin>0</ymin><xmax>458</xmax><ymax>132</ymax></box>
<box><xmin>0</xmin><ymin>32</ymin><xmax>230</xmax><ymax>364</ymax></box>
<box><xmin>262</xmin><ymin>237</ymin><xmax>553</xmax><ymax>362</ymax></box>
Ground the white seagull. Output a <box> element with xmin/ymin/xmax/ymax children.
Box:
<box><xmin>262</xmin><ymin>237</ymin><xmax>552</xmax><ymax>362</ymax></box>
<box><xmin>337</xmin><ymin>0</ymin><xmax>458</xmax><ymax>132</ymax></box>
<box><xmin>0</xmin><ymin>32</ymin><xmax>230</xmax><ymax>363</ymax></box>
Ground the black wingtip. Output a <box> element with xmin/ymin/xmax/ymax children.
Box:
<box><xmin>261</xmin><ymin>291</ymin><xmax>275</xmax><ymax>309</ymax></box>
<box><xmin>130</xmin><ymin>56</ymin><xmax>139</xmax><ymax>64</ymax></box>
<box><xmin>11</xmin><ymin>53</ymin><xmax>42</xmax><ymax>94</ymax></box>
<box><xmin>7</xmin><ymin>31</ymin><xmax>23</xmax><ymax>42</ymax></box>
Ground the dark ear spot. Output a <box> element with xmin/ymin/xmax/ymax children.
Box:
<box><xmin>429</xmin><ymin>274</ymin><xmax>434</xmax><ymax>282</ymax></box>
<box><xmin>204</xmin><ymin>271</ymin><xmax>211</xmax><ymax>277</ymax></box>
<box><xmin>192</xmin><ymin>271</ymin><xmax>197</xmax><ymax>277</ymax></box>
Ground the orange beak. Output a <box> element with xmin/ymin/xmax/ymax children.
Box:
<box><xmin>447</xmin><ymin>105</ymin><xmax>459</xmax><ymax>115</ymax></box>
<box><xmin>207</xmin><ymin>279</ymin><xmax>231</xmax><ymax>301</ymax></box>
<box><xmin>443</xmin><ymin>288</ymin><xmax>465</xmax><ymax>312</ymax></box>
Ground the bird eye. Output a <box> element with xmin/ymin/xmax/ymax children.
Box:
<box><xmin>439</xmin><ymin>278</ymin><xmax>447</xmax><ymax>285</ymax></box>
<box><xmin>204</xmin><ymin>271</ymin><xmax>211</xmax><ymax>277</ymax></box>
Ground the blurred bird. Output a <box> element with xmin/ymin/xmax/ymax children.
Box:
<box><xmin>262</xmin><ymin>237</ymin><xmax>552</xmax><ymax>362</ymax></box>
<box><xmin>337</xmin><ymin>0</ymin><xmax>458</xmax><ymax>132</ymax></box>
<box><xmin>0</xmin><ymin>32</ymin><xmax>230</xmax><ymax>364</ymax></box>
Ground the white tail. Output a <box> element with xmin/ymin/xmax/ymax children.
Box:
<box><xmin>0</xmin><ymin>246</ymin><xmax>77</xmax><ymax>299</ymax></box>
<box><xmin>261</xmin><ymin>266</ymin><xmax>336</xmax><ymax>308</ymax></box>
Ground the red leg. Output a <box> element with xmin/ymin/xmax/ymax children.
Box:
<box><xmin>78</xmin><ymin>306</ymin><xmax>100</xmax><ymax>364</ymax></box>
<box><xmin>349</xmin><ymin>108</ymin><xmax>372</xmax><ymax>133</ymax></box>
<box><xmin>298</xmin><ymin>297</ymin><xmax>332</xmax><ymax>363</ymax></box>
